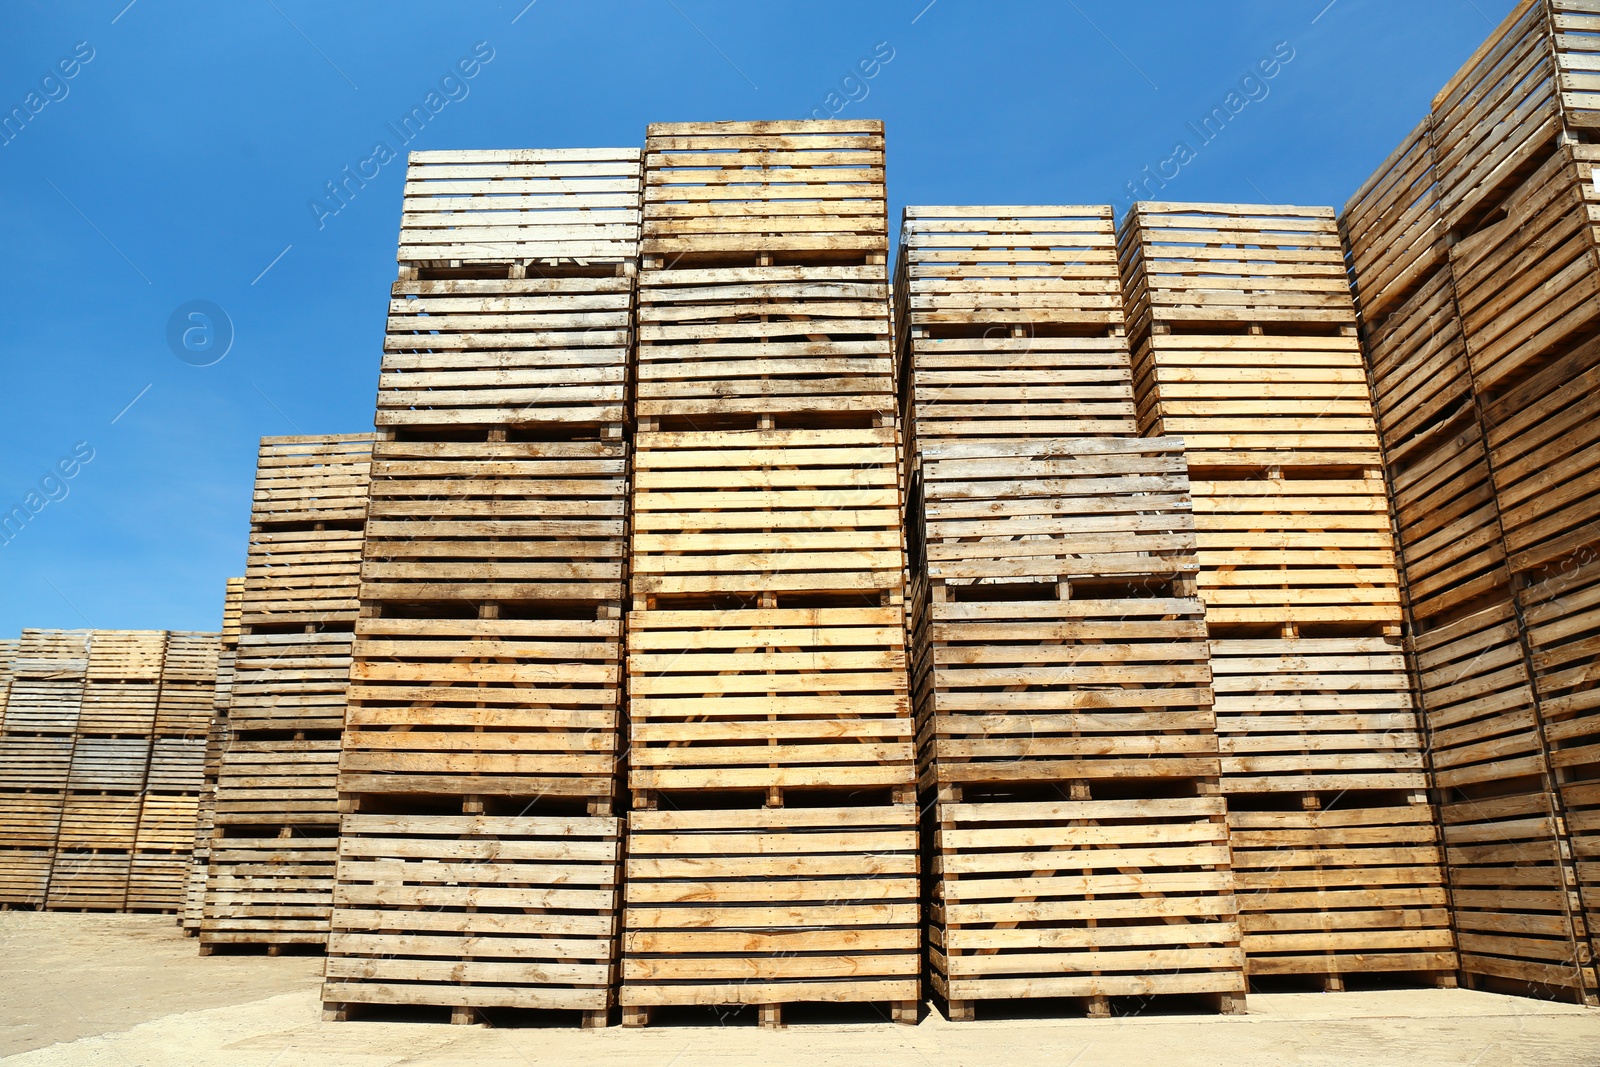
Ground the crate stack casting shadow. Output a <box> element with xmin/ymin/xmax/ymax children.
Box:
<box><xmin>185</xmin><ymin>578</ymin><xmax>244</xmax><ymax>934</ymax></box>
<box><xmin>1341</xmin><ymin>0</ymin><xmax>1600</xmax><ymax>1004</ymax></box>
<box><xmin>201</xmin><ymin>436</ymin><xmax>373</xmax><ymax>953</ymax></box>
<box><xmin>619</xmin><ymin>120</ymin><xmax>920</xmax><ymax>1029</ymax></box>
<box><xmin>1119</xmin><ymin>203</ymin><xmax>1457</xmax><ymax>991</ymax></box>
<box><xmin>321</xmin><ymin>148</ymin><xmax>639</xmax><ymax>1026</ymax></box>
<box><xmin>0</xmin><ymin>630</ymin><xmax>88</xmax><ymax>908</ymax></box>
<box><xmin>135</xmin><ymin>632</ymin><xmax>220</xmax><ymax>912</ymax></box>
<box><xmin>897</xmin><ymin>206</ymin><xmax>1247</xmax><ymax>1021</ymax></box>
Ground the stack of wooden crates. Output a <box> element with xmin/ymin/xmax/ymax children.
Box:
<box><xmin>321</xmin><ymin>148</ymin><xmax>638</xmax><ymax>1024</ymax></box>
<box><xmin>1118</xmin><ymin>203</ymin><xmax>1457</xmax><ymax>988</ymax></box>
<box><xmin>619</xmin><ymin>120</ymin><xmax>921</xmax><ymax>1027</ymax></box>
<box><xmin>0</xmin><ymin>629</ymin><xmax>219</xmax><ymax>912</ymax></box>
<box><xmin>897</xmin><ymin>206</ymin><xmax>1247</xmax><ymax>1019</ymax></box>
<box><xmin>201</xmin><ymin>436</ymin><xmax>372</xmax><ymax>951</ymax></box>
<box><xmin>1340</xmin><ymin>0</ymin><xmax>1600</xmax><ymax>1003</ymax></box>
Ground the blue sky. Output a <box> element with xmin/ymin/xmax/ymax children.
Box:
<box><xmin>0</xmin><ymin>0</ymin><xmax>1513</xmax><ymax>636</ymax></box>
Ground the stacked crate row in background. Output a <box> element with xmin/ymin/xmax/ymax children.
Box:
<box><xmin>1120</xmin><ymin>203</ymin><xmax>1457</xmax><ymax>989</ymax></box>
<box><xmin>321</xmin><ymin>148</ymin><xmax>638</xmax><ymax>1025</ymax></box>
<box><xmin>897</xmin><ymin>206</ymin><xmax>1246</xmax><ymax>1020</ymax></box>
<box><xmin>1340</xmin><ymin>0</ymin><xmax>1600</xmax><ymax>1005</ymax></box>
<box><xmin>0</xmin><ymin>628</ymin><xmax>219</xmax><ymax>911</ymax></box>
<box><xmin>201</xmin><ymin>436</ymin><xmax>372</xmax><ymax>954</ymax></box>
<box><xmin>620</xmin><ymin>121</ymin><xmax>920</xmax><ymax>1028</ymax></box>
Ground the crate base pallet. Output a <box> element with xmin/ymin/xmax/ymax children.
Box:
<box><xmin>322</xmin><ymin>811</ymin><xmax>620</xmax><ymax>1025</ymax></box>
<box><xmin>619</xmin><ymin>801</ymin><xmax>920</xmax><ymax>1027</ymax></box>
<box><xmin>45</xmin><ymin>850</ymin><xmax>132</xmax><ymax>911</ymax></box>
<box><xmin>930</xmin><ymin>791</ymin><xmax>1247</xmax><ymax>1020</ymax></box>
<box><xmin>1227</xmin><ymin>800</ymin><xmax>1456</xmax><ymax>983</ymax></box>
<box><xmin>1441</xmin><ymin>789</ymin><xmax>1599</xmax><ymax>1005</ymax></box>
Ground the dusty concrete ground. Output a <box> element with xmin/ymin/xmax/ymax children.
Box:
<box><xmin>3</xmin><ymin>912</ymin><xmax>1598</xmax><ymax>1066</ymax></box>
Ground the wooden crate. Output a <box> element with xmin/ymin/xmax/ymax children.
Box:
<box><xmin>65</xmin><ymin>737</ymin><xmax>150</xmax><ymax>791</ymax></box>
<box><xmin>931</xmin><ymin>796</ymin><xmax>1245</xmax><ymax>1015</ymax></box>
<box><xmin>4</xmin><ymin>629</ymin><xmax>89</xmax><ymax>733</ymax></box>
<box><xmin>146</xmin><ymin>737</ymin><xmax>206</xmax><ymax>792</ymax></box>
<box><xmin>241</xmin><ymin>435</ymin><xmax>370</xmax><ymax>630</ymax></box>
<box><xmin>341</xmin><ymin>614</ymin><xmax>621</xmax><ymax>800</ymax></box>
<box><xmin>0</xmin><ymin>638</ymin><xmax>16</xmax><ymax>710</ymax></box>
<box><xmin>222</xmin><ymin>577</ymin><xmax>245</xmax><ymax>644</ymax></box>
<box><xmin>202</xmin><ymin>831</ymin><xmax>339</xmax><ymax>947</ymax></box>
<box><xmin>1130</xmin><ymin>332</ymin><xmax>1377</xmax><ymax>468</ymax></box>
<box><xmin>203</xmin><ymin>733</ymin><xmax>342</xmax><ymax>948</ymax></box>
<box><xmin>186</xmin><ymin>600</ymin><xmax>239</xmax><ymax>934</ymax></box>
<box><xmin>620</xmin><ymin>804</ymin><xmax>919</xmax><ymax>1018</ymax></box>
<box><xmin>636</xmin><ymin>263</ymin><xmax>894</xmax><ymax>421</ymax></box>
<box><xmin>136</xmin><ymin>792</ymin><xmax>201</xmax><ymax>852</ymax></box>
<box><xmin>1362</xmin><ymin>264</ymin><xmax>1471</xmax><ymax>454</ymax></box>
<box><xmin>127</xmin><ymin>852</ymin><xmax>192</xmax><ymax>911</ymax></box>
<box><xmin>0</xmin><ymin>791</ymin><xmax>66</xmax><ymax>851</ymax></box>
<box><xmin>1340</xmin><ymin>116</ymin><xmax>1446</xmax><ymax>328</ymax></box>
<box><xmin>628</xmin><ymin>606</ymin><xmax>912</xmax><ymax>795</ymax></box>
<box><xmin>57</xmin><ymin>792</ymin><xmax>142</xmax><ymax>851</ymax></box>
<box><xmin>160</xmin><ymin>632</ymin><xmax>220</xmax><ymax>685</ymax></box>
<box><xmin>323</xmin><ymin>813</ymin><xmax>620</xmax><ymax>1019</ymax></box>
<box><xmin>1118</xmin><ymin>204</ymin><xmax>1355</xmax><ymax>340</ymax></box>
<box><xmin>227</xmin><ymin>631</ymin><xmax>355</xmax><ymax>734</ymax></box>
<box><xmin>360</xmin><ymin>438</ymin><xmax>627</xmax><ymax>605</ymax></box>
<box><xmin>0</xmin><ymin>734</ymin><xmax>75</xmax><ymax>790</ymax></box>
<box><xmin>1387</xmin><ymin>410</ymin><xmax>1510</xmax><ymax>622</ymax></box>
<box><xmin>896</xmin><ymin>205</ymin><xmax>1136</xmax><ymax>452</ymax></box>
<box><xmin>0</xmin><ymin>849</ymin><xmax>53</xmax><ymax>907</ymax></box>
<box><xmin>1451</xmin><ymin>142</ymin><xmax>1600</xmax><ymax>393</ymax></box>
<box><xmin>85</xmin><ymin>630</ymin><xmax>166</xmax><ymax>682</ymax></box>
<box><xmin>45</xmin><ymin>850</ymin><xmax>132</xmax><ymax>910</ymax></box>
<box><xmin>1187</xmin><ymin>474</ymin><xmax>1401</xmax><ymax>628</ymax></box>
<box><xmin>1442</xmin><ymin>790</ymin><xmax>1598</xmax><ymax>1002</ymax></box>
<box><xmin>1211</xmin><ymin>638</ymin><xmax>1427</xmax><ymax>795</ymax></box>
<box><xmin>1229</xmin><ymin>803</ymin><xmax>1456</xmax><ymax>979</ymax></box>
<box><xmin>1412</xmin><ymin>601</ymin><xmax>1547</xmax><ymax>793</ymax></box>
<box><xmin>632</xmin><ymin>427</ymin><xmax>902</xmax><ymax>602</ymax></box>
<box><xmin>1429</xmin><ymin>0</ymin><xmax>1600</xmax><ymax>233</ymax></box>
<box><xmin>397</xmin><ymin>148</ymin><xmax>641</xmax><ymax>270</ymax></box>
<box><xmin>1522</xmin><ymin>553</ymin><xmax>1600</xmax><ymax>949</ymax></box>
<box><xmin>381</xmin><ymin>276</ymin><xmax>633</xmax><ymax>431</ymax></box>
<box><xmin>153</xmin><ymin>681</ymin><xmax>215</xmax><ymax>738</ymax></box>
<box><xmin>642</xmin><ymin>121</ymin><xmax>886</xmax><ymax>262</ymax></box>
<box><xmin>1480</xmin><ymin>332</ymin><xmax>1600</xmax><ymax>574</ymax></box>
<box><xmin>78</xmin><ymin>682</ymin><xmax>160</xmax><ymax>736</ymax></box>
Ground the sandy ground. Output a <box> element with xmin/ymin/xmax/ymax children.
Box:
<box><xmin>3</xmin><ymin>913</ymin><xmax>1599</xmax><ymax>1066</ymax></box>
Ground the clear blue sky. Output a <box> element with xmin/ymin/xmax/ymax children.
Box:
<box><xmin>0</xmin><ymin>0</ymin><xmax>1513</xmax><ymax>636</ymax></box>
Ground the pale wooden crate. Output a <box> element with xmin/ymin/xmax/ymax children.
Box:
<box><xmin>1479</xmin><ymin>324</ymin><xmax>1600</xmax><ymax>574</ymax></box>
<box><xmin>46</xmin><ymin>850</ymin><xmax>131</xmax><ymax>910</ymax></box>
<box><xmin>227</xmin><ymin>631</ymin><xmax>355</xmax><ymax>734</ymax></box>
<box><xmin>635</xmin><ymin>263</ymin><xmax>895</xmax><ymax>421</ymax></box>
<box><xmin>1229</xmin><ymin>803</ymin><xmax>1456</xmax><ymax>979</ymax></box>
<box><xmin>247</xmin><ymin>435</ymin><xmax>373</xmax><ymax>527</ymax></box>
<box><xmin>341</xmin><ymin>614</ymin><xmax>621</xmax><ymax>801</ymax></box>
<box><xmin>65</xmin><ymin>737</ymin><xmax>150</xmax><ymax>792</ymax></box>
<box><xmin>1450</xmin><ymin>143</ymin><xmax>1600</xmax><ymax>394</ymax></box>
<box><xmin>201</xmin><ymin>831</ymin><xmax>339</xmax><ymax>947</ymax></box>
<box><xmin>0</xmin><ymin>791</ymin><xmax>66</xmax><ymax>850</ymax></box>
<box><xmin>1211</xmin><ymin>638</ymin><xmax>1428</xmax><ymax>795</ymax></box>
<box><xmin>643</xmin><ymin>121</ymin><xmax>886</xmax><ymax>261</ymax></box>
<box><xmin>0</xmin><ymin>734</ymin><xmax>75</xmax><ymax>790</ymax></box>
<box><xmin>77</xmin><ymin>681</ymin><xmax>160</xmax><ymax>736</ymax></box>
<box><xmin>1362</xmin><ymin>264</ymin><xmax>1471</xmax><ymax>453</ymax></box>
<box><xmin>631</xmin><ymin>426</ymin><xmax>903</xmax><ymax>602</ymax></box>
<box><xmin>1387</xmin><ymin>410</ymin><xmax>1510</xmax><ymax>623</ymax></box>
<box><xmin>627</xmin><ymin>605</ymin><xmax>912</xmax><ymax>795</ymax></box>
<box><xmin>931</xmin><ymin>796</ymin><xmax>1246</xmax><ymax>1014</ymax></box>
<box><xmin>324</xmin><ymin>813</ymin><xmax>621</xmax><ymax>1017</ymax></box>
<box><xmin>146</xmin><ymin>738</ymin><xmax>206</xmax><ymax>792</ymax></box>
<box><xmin>57</xmin><ymin>791</ymin><xmax>142</xmax><ymax>851</ymax></box>
<box><xmin>1</xmin><ymin>679</ymin><xmax>84</xmax><ymax>734</ymax></box>
<box><xmin>85</xmin><ymin>630</ymin><xmax>167</xmax><ymax>682</ymax></box>
<box><xmin>153</xmin><ymin>681</ymin><xmax>215</xmax><ymax>737</ymax></box>
<box><xmin>360</xmin><ymin>438</ymin><xmax>627</xmax><ymax>606</ymax></box>
<box><xmin>398</xmin><ymin>147</ymin><xmax>641</xmax><ymax>269</ymax></box>
<box><xmin>620</xmin><ymin>804</ymin><xmax>919</xmax><ymax>1016</ymax></box>
<box><xmin>380</xmin><ymin>275</ymin><xmax>632</xmax><ymax>431</ymax></box>
<box><xmin>0</xmin><ymin>848</ymin><xmax>53</xmax><ymax>907</ymax></box>
<box><xmin>1441</xmin><ymin>789</ymin><xmax>1598</xmax><ymax>1002</ymax></box>
<box><xmin>127</xmin><ymin>851</ymin><xmax>192</xmax><ymax>911</ymax></box>
<box><xmin>136</xmin><ymin>792</ymin><xmax>200</xmax><ymax>852</ymax></box>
